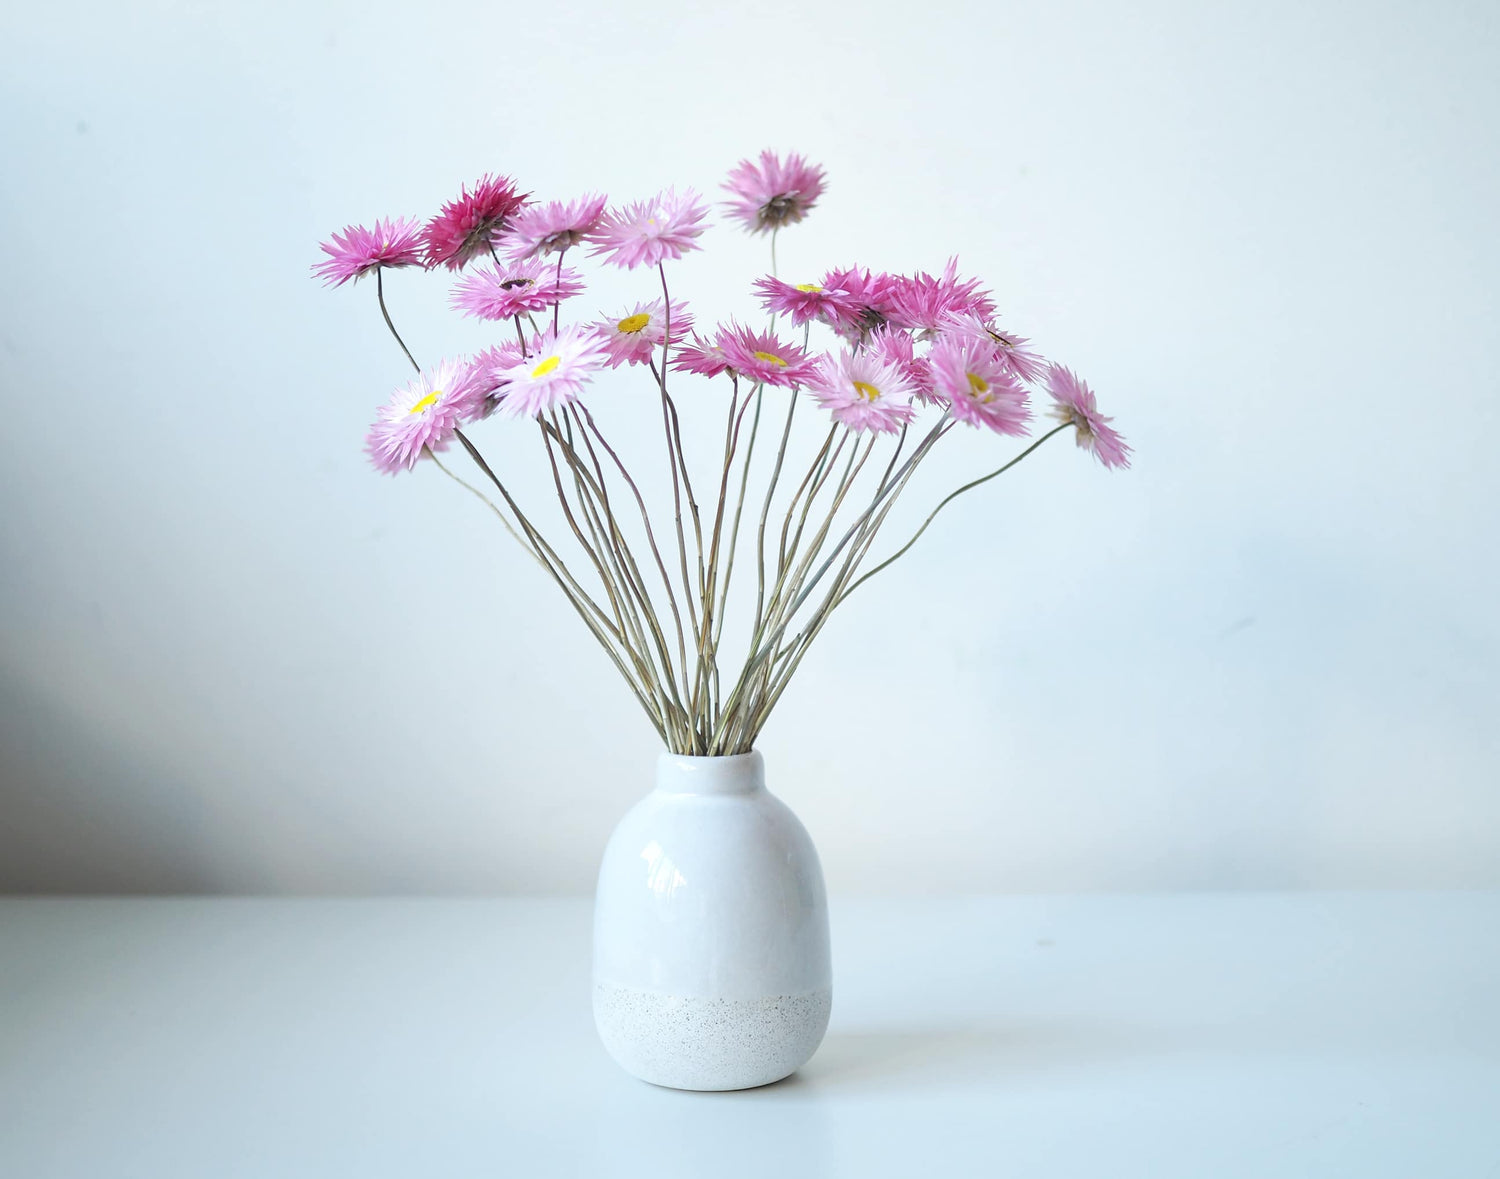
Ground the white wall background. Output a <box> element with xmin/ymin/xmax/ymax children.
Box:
<box><xmin>1</xmin><ymin>0</ymin><xmax>1496</xmax><ymax>895</ymax></box>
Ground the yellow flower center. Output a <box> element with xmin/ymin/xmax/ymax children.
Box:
<box><xmin>617</xmin><ymin>312</ymin><xmax>651</xmax><ymax>334</ymax></box>
<box><xmin>753</xmin><ymin>350</ymin><xmax>788</xmax><ymax>367</ymax></box>
<box><xmin>967</xmin><ymin>372</ymin><xmax>995</xmax><ymax>402</ymax></box>
<box><xmin>853</xmin><ymin>380</ymin><xmax>881</xmax><ymax>401</ymax></box>
<box><xmin>796</xmin><ymin>283</ymin><xmax>822</xmax><ymax>293</ymax></box>
<box><xmin>409</xmin><ymin>391</ymin><xmax>440</xmax><ymax>414</ymax></box>
<box><xmin>531</xmin><ymin>356</ymin><xmax>561</xmax><ymax>379</ymax></box>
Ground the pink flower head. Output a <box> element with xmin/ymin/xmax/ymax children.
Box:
<box><xmin>930</xmin><ymin>335</ymin><xmax>1031</xmax><ymax>436</ymax></box>
<box><xmin>312</xmin><ymin>217</ymin><xmax>425</xmax><ymax>287</ymax></box>
<box><xmin>939</xmin><ymin>312</ymin><xmax>1047</xmax><ymax>384</ymax></box>
<box><xmin>493</xmin><ymin>324</ymin><xmax>610</xmax><ymax>418</ymax></box>
<box><xmin>589</xmin><ymin>188</ymin><xmax>710</xmax><ymax>270</ymax></box>
<box><xmin>715</xmin><ymin>323</ymin><xmax>819</xmax><ymax>388</ymax></box>
<box><xmin>1046</xmin><ymin>364</ymin><xmax>1131</xmax><ymax>469</ymax></box>
<box><xmin>752</xmin><ymin>275</ymin><xmax>864</xmax><ymax>333</ymax></box>
<box><xmin>721</xmin><ymin>150</ymin><xmax>826</xmax><ymax>235</ymax></box>
<box><xmin>422</xmin><ymin>174</ymin><xmax>530</xmax><ymax>271</ymax></box>
<box><xmin>820</xmin><ymin>266</ymin><xmax>900</xmax><ymax>340</ymax></box>
<box><xmin>671</xmin><ymin>333</ymin><xmax>732</xmax><ymax>378</ymax></box>
<box><xmin>594</xmin><ymin>299</ymin><xmax>693</xmax><ymax>368</ymax></box>
<box><xmin>808</xmin><ymin>348</ymin><xmax>917</xmax><ymax>434</ymax></box>
<box><xmin>364</xmin><ymin>359</ymin><xmax>480</xmax><ymax>474</ymax></box>
<box><xmin>465</xmin><ymin>341</ymin><xmax>526</xmax><ymax>414</ymax></box>
<box><xmin>867</xmin><ymin>325</ymin><xmax>938</xmax><ymax>406</ymax></box>
<box><xmin>885</xmin><ymin>259</ymin><xmax>996</xmax><ymax>337</ymax></box>
<box><xmin>449</xmin><ymin>256</ymin><xmax>586</xmax><ymax>321</ymax></box>
<box><xmin>503</xmin><ymin>193</ymin><xmax>608</xmax><ymax>260</ymax></box>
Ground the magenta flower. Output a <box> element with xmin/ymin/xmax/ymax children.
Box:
<box><xmin>595</xmin><ymin>299</ymin><xmax>693</xmax><ymax>368</ymax></box>
<box><xmin>493</xmin><ymin>324</ymin><xmax>610</xmax><ymax>418</ymax></box>
<box><xmin>930</xmin><ymin>335</ymin><xmax>1030</xmax><ymax>436</ymax></box>
<box><xmin>885</xmin><ymin>259</ymin><xmax>996</xmax><ymax>337</ymax></box>
<box><xmin>422</xmin><ymin>174</ymin><xmax>530</xmax><ymax>271</ymax></box>
<box><xmin>364</xmin><ymin>359</ymin><xmax>480</xmax><ymax>474</ymax></box>
<box><xmin>449</xmin><ymin>257</ymin><xmax>586</xmax><ymax>321</ymax></box>
<box><xmin>715</xmin><ymin>324</ymin><xmax>819</xmax><ymax>388</ymax></box>
<box><xmin>939</xmin><ymin>312</ymin><xmax>1047</xmax><ymax>384</ymax></box>
<box><xmin>722</xmin><ymin>150</ymin><xmax>826</xmax><ymax>235</ymax></box>
<box><xmin>1046</xmin><ymin>365</ymin><xmax>1131</xmax><ymax>469</ymax></box>
<box><xmin>312</xmin><ymin>217</ymin><xmax>425</xmax><ymax>287</ymax></box>
<box><xmin>464</xmin><ymin>341</ymin><xmax>527</xmax><ymax>414</ymax></box>
<box><xmin>504</xmin><ymin>193</ymin><xmax>608</xmax><ymax>260</ymax></box>
<box><xmin>808</xmin><ymin>349</ymin><xmax>917</xmax><ymax>434</ymax></box>
<box><xmin>867</xmin><ymin>326</ymin><xmax>938</xmax><ymax>406</ymax></box>
<box><xmin>671</xmin><ymin>333</ymin><xmax>733</xmax><ymax>378</ymax></box>
<box><xmin>820</xmin><ymin>266</ymin><xmax>900</xmax><ymax>340</ymax></box>
<box><xmin>589</xmin><ymin>188</ymin><xmax>710</xmax><ymax>270</ymax></box>
<box><xmin>752</xmin><ymin>275</ymin><xmax>864</xmax><ymax>333</ymax></box>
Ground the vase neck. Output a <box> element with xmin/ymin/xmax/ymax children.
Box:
<box><xmin>655</xmin><ymin>751</ymin><xmax>765</xmax><ymax>796</ymax></box>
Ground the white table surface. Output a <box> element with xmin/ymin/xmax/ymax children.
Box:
<box><xmin>1</xmin><ymin>893</ymin><xmax>1496</xmax><ymax>1178</ymax></box>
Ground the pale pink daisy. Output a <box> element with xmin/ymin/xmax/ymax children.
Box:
<box><xmin>1046</xmin><ymin>365</ymin><xmax>1132</xmax><ymax>469</ymax></box>
<box><xmin>715</xmin><ymin>324</ymin><xmax>819</xmax><ymax>388</ymax></box>
<box><xmin>721</xmin><ymin>150</ymin><xmax>826</xmax><ymax>235</ymax></box>
<box><xmin>752</xmin><ymin>275</ymin><xmax>864</xmax><ymax>333</ymax></box>
<box><xmin>807</xmin><ymin>348</ymin><xmax>917</xmax><ymax>434</ymax></box>
<box><xmin>884</xmin><ymin>259</ymin><xmax>996</xmax><ymax>336</ymax></box>
<box><xmin>422</xmin><ymin>174</ymin><xmax>530</xmax><ymax>270</ymax></box>
<box><xmin>670</xmin><ymin>333</ymin><xmax>732</xmax><ymax>378</ymax></box>
<box><xmin>449</xmin><ymin>257</ymin><xmax>585</xmax><ymax>321</ymax></box>
<box><xmin>312</xmin><ymin>217</ymin><xmax>425</xmax><ymax>287</ymax></box>
<box><xmin>503</xmin><ymin>193</ymin><xmax>608</xmax><ymax>260</ymax></box>
<box><xmin>464</xmin><ymin>341</ymin><xmax>526</xmax><ymax>414</ymax></box>
<box><xmin>938</xmin><ymin>312</ymin><xmax>1047</xmax><ymax>384</ymax></box>
<box><xmin>364</xmin><ymin>359</ymin><xmax>479</xmax><ymax>474</ymax></box>
<box><xmin>930</xmin><ymin>335</ymin><xmax>1031</xmax><ymax>436</ymax></box>
<box><xmin>588</xmin><ymin>188</ymin><xmax>710</xmax><ymax>270</ymax></box>
<box><xmin>493</xmin><ymin>324</ymin><xmax>610</xmax><ymax>418</ymax></box>
<box><xmin>867</xmin><ymin>326</ymin><xmax>938</xmax><ymax>406</ymax></box>
<box><xmin>594</xmin><ymin>299</ymin><xmax>693</xmax><ymax>368</ymax></box>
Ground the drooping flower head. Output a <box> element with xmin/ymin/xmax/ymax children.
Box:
<box><xmin>807</xmin><ymin>349</ymin><xmax>917</xmax><ymax>434</ymax></box>
<box><xmin>594</xmin><ymin>299</ymin><xmax>694</xmax><ymax>368</ymax></box>
<box><xmin>939</xmin><ymin>312</ymin><xmax>1047</xmax><ymax>384</ymax></box>
<box><xmin>752</xmin><ymin>275</ymin><xmax>864</xmax><ymax>333</ymax></box>
<box><xmin>312</xmin><ymin>217</ymin><xmax>425</xmax><ymax>287</ymax></box>
<box><xmin>867</xmin><ymin>326</ymin><xmax>938</xmax><ymax>406</ymax></box>
<box><xmin>503</xmin><ymin>193</ymin><xmax>608</xmax><ymax>260</ymax></box>
<box><xmin>1046</xmin><ymin>364</ymin><xmax>1131</xmax><ymax>469</ymax></box>
<box><xmin>714</xmin><ymin>323</ymin><xmax>819</xmax><ymax>388</ymax></box>
<box><xmin>885</xmin><ymin>259</ymin><xmax>996</xmax><ymax>337</ymax></box>
<box><xmin>589</xmin><ymin>188</ymin><xmax>710</xmax><ymax>270</ymax></box>
<box><xmin>721</xmin><ymin>150</ymin><xmax>827</xmax><ymax>236</ymax></box>
<box><xmin>930</xmin><ymin>335</ymin><xmax>1031</xmax><ymax>436</ymax></box>
<box><xmin>493</xmin><ymin>324</ymin><xmax>610</xmax><ymax>418</ymax></box>
<box><xmin>671</xmin><ymin>333</ymin><xmax>732</xmax><ymax>378</ymax></box>
<box><xmin>449</xmin><ymin>257</ymin><xmax>586</xmax><ymax>321</ymax></box>
<box><xmin>365</xmin><ymin>359</ymin><xmax>480</xmax><ymax>474</ymax></box>
<box><xmin>422</xmin><ymin>174</ymin><xmax>530</xmax><ymax>270</ymax></box>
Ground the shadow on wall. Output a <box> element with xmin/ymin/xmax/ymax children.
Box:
<box><xmin>0</xmin><ymin>664</ymin><xmax>221</xmax><ymax>893</ymax></box>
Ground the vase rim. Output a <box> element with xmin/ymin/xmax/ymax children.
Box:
<box><xmin>655</xmin><ymin>749</ymin><xmax>765</xmax><ymax>794</ymax></box>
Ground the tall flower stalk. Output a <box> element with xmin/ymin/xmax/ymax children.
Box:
<box><xmin>316</xmin><ymin>153</ymin><xmax>1131</xmax><ymax>754</ymax></box>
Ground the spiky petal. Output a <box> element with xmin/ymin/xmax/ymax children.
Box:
<box><xmin>715</xmin><ymin>323</ymin><xmax>819</xmax><ymax>388</ymax></box>
<box><xmin>1046</xmin><ymin>365</ymin><xmax>1132</xmax><ymax>468</ymax></box>
<box><xmin>930</xmin><ymin>335</ymin><xmax>1031</xmax><ymax>436</ymax></box>
<box><xmin>588</xmin><ymin>188</ymin><xmax>710</xmax><ymax>270</ymax></box>
<box><xmin>312</xmin><ymin>217</ymin><xmax>425</xmax><ymax>287</ymax></box>
<box><xmin>721</xmin><ymin>150</ymin><xmax>826</xmax><ymax>235</ymax></box>
<box><xmin>503</xmin><ymin>193</ymin><xmax>608</xmax><ymax>260</ymax></box>
<box><xmin>365</xmin><ymin>359</ymin><xmax>480</xmax><ymax>474</ymax></box>
<box><xmin>594</xmin><ymin>299</ymin><xmax>694</xmax><ymax>368</ymax></box>
<box><xmin>807</xmin><ymin>349</ymin><xmax>917</xmax><ymax>434</ymax></box>
<box><xmin>422</xmin><ymin>174</ymin><xmax>530</xmax><ymax>271</ymax></box>
<box><xmin>449</xmin><ymin>257</ymin><xmax>586</xmax><ymax>321</ymax></box>
<box><xmin>493</xmin><ymin>325</ymin><xmax>610</xmax><ymax>418</ymax></box>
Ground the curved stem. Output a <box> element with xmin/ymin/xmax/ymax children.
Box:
<box><xmin>376</xmin><ymin>269</ymin><xmax>420</xmax><ymax>373</ymax></box>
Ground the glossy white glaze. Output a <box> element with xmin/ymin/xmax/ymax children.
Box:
<box><xmin>592</xmin><ymin>751</ymin><xmax>831</xmax><ymax>1089</ymax></box>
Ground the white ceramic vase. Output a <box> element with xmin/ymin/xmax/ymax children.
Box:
<box><xmin>592</xmin><ymin>750</ymin><xmax>831</xmax><ymax>1091</ymax></box>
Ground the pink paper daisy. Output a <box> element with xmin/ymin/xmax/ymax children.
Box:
<box><xmin>312</xmin><ymin>217</ymin><xmax>425</xmax><ymax>287</ymax></box>
<box><xmin>670</xmin><ymin>333</ymin><xmax>732</xmax><ymax>378</ymax></box>
<box><xmin>884</xmin><ymin>259</ymin><xmax>996</xmax><ymax>337</ymax></box>
<box><xmin>449</xmin><ymin>257</ymin><xmax>586</xmax><ymax>321</ymax></box>
<box><xmin>594</xmin><ymin>299</ymin><xmax>693</xmax><ymax>368</ymax></box>
<box><xmin>422</xmin><ymin>174</ymin><xmax>530</xmax><ymax>271</ymax></box>
<box><xmin>867</xmin><ymin>326</ymin><xmax>938</xmax><ymax>406</ymax></box>
<box><xmin>503</xmin><ymin>193</ymin><xmax>608</xmax><ymax>260</ymax></box>
<box><xmin>820</xmin><ymin>266</ymin><xmax>900</xmax><ymax>340</ymax></box>
<box><xmin>364</xmin><ymin>359</ymin><xmax>480</xmax><ymax>474</ymax></box>
<box><xmin>807</xmin><ymin>348</ymin><xmax>917</xmax><ymax>434</ymax></box>
<box><xmin>938</xmin><ymin>312</ymin><xmax>1048</xmax><ymax>384</ymax></box>
<box><xmin>721</xmin><ymin>150</ymin><xmax>826</xmax><ymax>235</ymax></box>
<box><xmin>752</xmin><ymin>276</ymin><xmax>864</xmax><ymax>333</ymax></box>
<box><xmin>464</xmin><ymin>342</ymin><xmax>526</xmax><ymax>415</ymax></box>
<box><xmin>493</xmin><ymin>324</ymin><xmax>610</xmax><ymax>418</ymax></box>
<box><xmin>930</xmin><ymin>335</ymin><xmax>1031</xmax><ymax>436</ymax></box>
<box><xmin>715</xmin><ymin>324</ymin><xmax>819</xmax><ymax>388</ymax></box>
<box><xmin>588</xmin><ymin>188</ymin><xmax>710</xmax><ymax>270</ymax></box>
<box><xmin>1046</xmin><ymin>365</ymin><xmax>1132</xmax><ymax>469</ymax></box>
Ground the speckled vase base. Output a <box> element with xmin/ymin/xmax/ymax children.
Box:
<box><xmin>594</xmin><ymin>984</ymin><xmax>833</xmax><ymax>1091</ymax></box>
